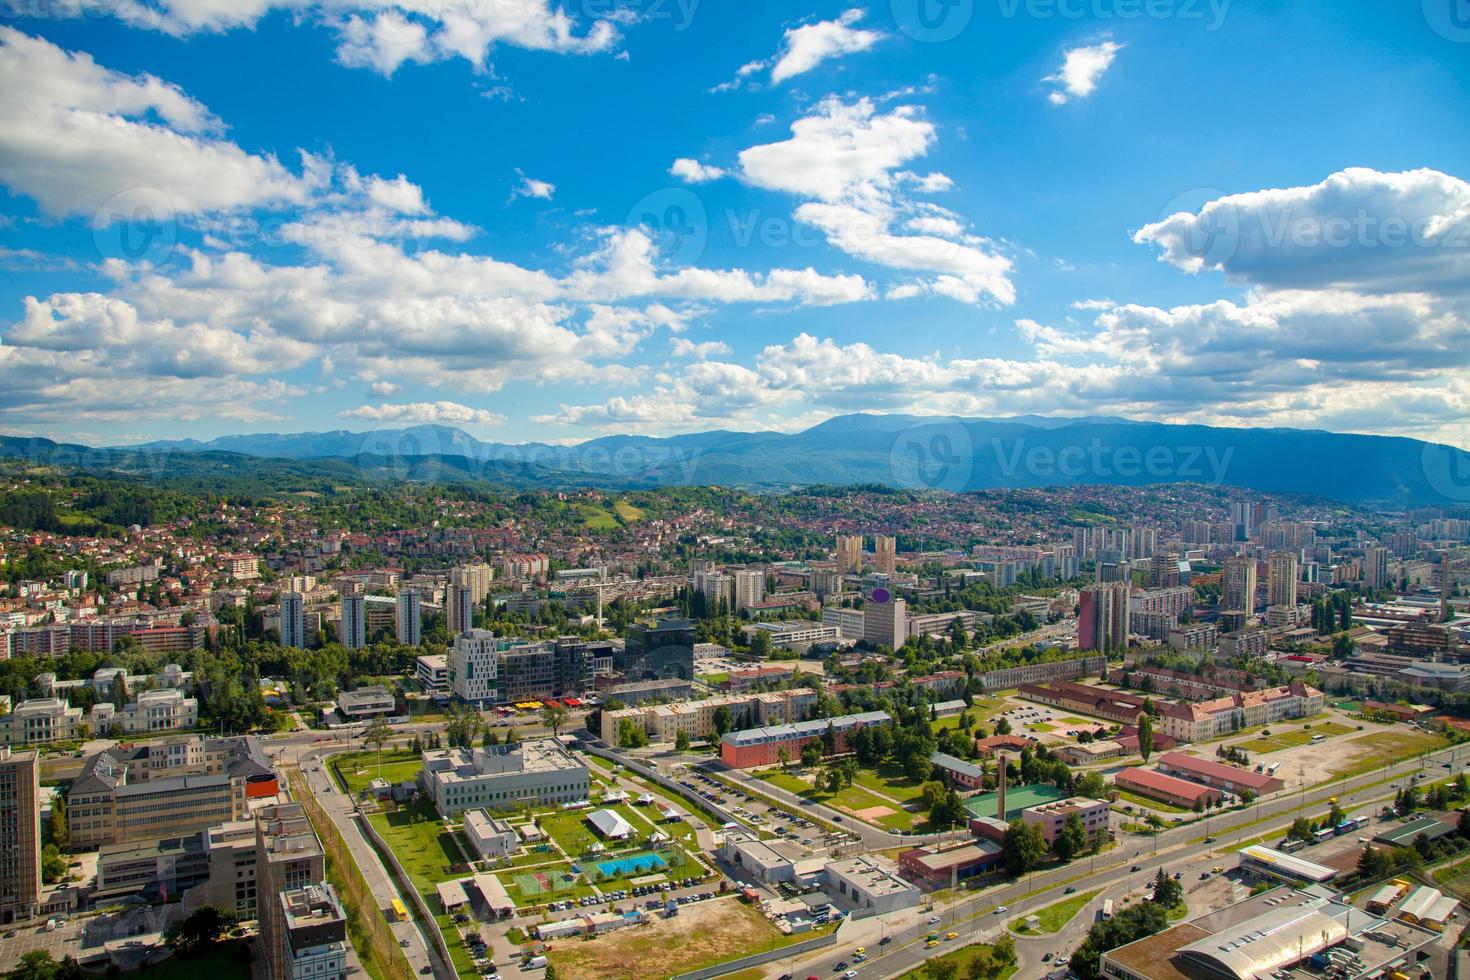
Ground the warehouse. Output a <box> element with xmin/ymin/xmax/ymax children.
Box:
<box><xmin>1113</xmin><ymin>767</ymin><xmax>1223</xmax><ymax>809</ymax></box>
<box><xmin>1373</xmin><ymin>816</ymin><xmax>1457</xmax><ymax>847</ymax></box>
<box><xmin>1238</xmin><ymin>844</ymin><xmax>1338</xmax><ymax>885</ymax></box>
<box><xmin>1155</xmin><ymin>751</ymin><xmax>1284</xmax><ymax>795</ymax></box>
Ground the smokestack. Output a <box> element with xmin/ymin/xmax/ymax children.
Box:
<box><xmin>997</xmin><ymin>751</ymin><xmax>1007</xmax><ymax>822</ymax></box>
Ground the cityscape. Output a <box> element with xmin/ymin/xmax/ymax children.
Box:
<box><xmin>2</xmin><ymin>3</ymin><xmax>1470</xmax><ymax>980</ymax></box>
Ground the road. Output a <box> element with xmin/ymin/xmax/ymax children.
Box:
<box><xmin>774</xmin><ymin>739</ymin><xmax>1466</xmax><ymax>980</ymax></box>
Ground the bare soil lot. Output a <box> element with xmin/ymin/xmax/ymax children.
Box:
<box><xmin>544</xmin><ymin>898</ymin><xmax>789</xmax><ymax>979</ymax></box>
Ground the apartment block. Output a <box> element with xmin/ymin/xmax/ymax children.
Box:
<box><xmin>0</xmin><ymin>749</ymin><xmax>40</xmax><ymax>924</ymax></box>
<box><xmin>602</xmin><ymin>688</ymin><xmax>817</xmax><ymax>746</ymax></box>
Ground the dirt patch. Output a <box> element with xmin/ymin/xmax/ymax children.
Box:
<box><xmin>545</xmin><ymin>898</ymin><xmax>785</xmax><ymax>979</ymax></box>
<box><xmin>853</xmin><ymin>804</ymin><xmax>896</xmax><ymax>821</ymax></box>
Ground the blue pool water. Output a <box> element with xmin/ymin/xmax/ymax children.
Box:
<box><xmin>595</xmin><ymin>851</ymin><xmax>668</xmax><ymax>877</ymax></box>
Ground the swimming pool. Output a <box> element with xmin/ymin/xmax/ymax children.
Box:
<box><xmin>595</xmin><ymin>851</ymin><xmax>668</xmax><ymax>877</ymax></box>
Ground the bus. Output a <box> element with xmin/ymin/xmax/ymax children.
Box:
<box><xmin>1311</xmin><ymin>734</ymin><xmax>1327</xmax><ymax>743</ymax></box>
<box><xmin>391</xmin><ymin>898</ymin><xmax>409</xmax><ymax>922</ymax></box>
<box><xmin>1100</xmin><ymin>900</ymin><xmax>1114</xmax><ymax>920</ymax></box>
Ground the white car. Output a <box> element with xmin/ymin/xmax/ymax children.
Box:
<box><xmin>928</xmin><ymin>915</ymin><xmax>941</xmax><ymax>924</ymax></box>
<box><xmin>994</xmin><ymin>905</ymin><xmax>1007</xmax><ymax>914</ymax></box>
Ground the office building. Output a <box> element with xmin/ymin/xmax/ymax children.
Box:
<box><xmin>0</xmin><ymin>698</ymin><xmax>87</xmax><ymax>748</ymax></box>
<box><xmin>874</xmin><ymin>535</ymin><xmax>897</xmax><ymax>577</ymax></box>
<box><xmin>420</xmin><ymin>739</ymin><xmax>590</xmax><ymax>816</ymax></box>
<box><xmin>275</xmin><ymin>884</ymin><xmax>349</xmax><ymax>980</ymax></box>
<box><xmin>1020</xmin><ymin>796</ymin><xmax>1110</xmax><ymax>848</ymax></box>
<box><xmin>1267</xmin><ymin>551</ymin><xmax>1299</xmax><ymax>608</ymax></box>
<box><xmin>280</xmin><ymin>591</ymin><xmax>306</xmax><ymax>649</ymax></box>
<box><xmin>450</xmin><ymin>629</ymin><xmax>500</xmax><ymax>706</ymax></box>
<box><xmin>462</xmin><ymin>810</ymin><xmax>519</xmax><ymax>859</ymax></box>
<box><xmin>340</xmin><ymin>594</ymin><xmax>366</xmax><ymax>649</ymax></box>
<box><xmin>89</xmin><ymin>689</ymin><xmax>199</xmax><ymax>736</ymax></box>
<box><xmin>255</xmin><ymin>802</ymin><xmax>329</xmax><ymax>980</ymax></box>
<box><xmin>0</xmin><ymin>749</ymin><xmax>40</xmax><ymax>924</ymax></box>
<box><xmin>396</xmin><ymin>588</ymin><xmax>421</xmax><ymax>645</ymax></box>
<box><xmin>619</xmin><ymin>618</ymin><xmax>695</xmax><ymax>681</ymax></box>
<box><xmin>67</xmin><ymin>736</ymin><xmax>276</xmax><ymax>848</ymax></box>
<box><xmin>415</xmin><ymin>654</ymin><xmax>448</xmax><ymax>693</ymax></box>
<box><xmin>863</xmin><ymin>595</ymin><xmax>906</xmax><ymax>649</ymax></box>
<box><xmin>836</xmin><ymin>535</ymin><xmax>863</xmax><ymax>574</ymax></box>
<box><xmin>1222</xmin><ymin>556</ymin><xmax>1258</xmax><ymax>615</ymax></box>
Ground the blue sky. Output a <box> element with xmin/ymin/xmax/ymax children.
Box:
<box><xmin>1</xmin><ymin>0</ymin><xmax>1468</xmax><ymax>448</ymax></box>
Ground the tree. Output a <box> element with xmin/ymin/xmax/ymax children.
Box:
<box><xmin>1055</xmin><ymin>812</ymin><xmax>1088</xmax><ymax>862</ymax></box>
<box><xmin>48</xmin><ymin>793</ymin><xmax>69</xmax><ymax>852</ymax></box>
<box><xmin>1458</xmin><ymin>809</ymin><xmax>1470</xmax><ymax>840</ymax></box>
<box><xmin>1001</xmin><ymin>819</ymin><xmax>1047</xmax><ymax>875</ymax></box>
<box><xmin>748</xmin><ymin>628</ymin><xmax>772</xmax><ymax>658</ymax></box>
<box><xmin>994</xmin><ymin>717</ymin><xmax>1012</xmax><ymax>736</ymax></box>
<box><xmin>800</xmin><ymin>740</ymin><xmax>824</xmax><ymax>768</ymax></box>
<box><xmin>926</xmin><ymin>961</ymin><xmax>959</xmax><ymax>980</ymax></box>
<box><xmin>1137</xmin><ymin>713</ymin><xmax>1154</xmax><ymax>763</ymax></box>
<box><xmin>164</xmin><ymin>906</ymin><xmax>235</xmax><ymax>956</ymax></box>
<box><xmin>1075</xmin><ymin>770</ymin><xmax>1109</xmax><ymax>801</ymax></box>
<box><xmin>1288</xmin><ymin>817</ymin><xmax>1313</xmax><ymax>842</ymax></box>
<box><xmin>674</xmin><ymin>729</ymin><xmax>691</xmax><ymax>752</ymax></box>
<box><xmin>965</xmin><ymin>948</ymin><xmax>995</xmax><ymax>980</ymax></box>
<box><xmin>712</xmin><ymin>705</ymin><xmax>734</xmax><ymax>738</ymax></box>
<box><xmin>991</xmin><ymin>933</ymin><xmax>1016</xmax><ymax>966</ymax></box>
<box><xmin>540</xmin><ymin>703</ymin><xmax>570</xmax><ymax>738</ymax></box>
<box><xmin>776</xmin><ymin>745</ymin><xmax>791</xmax><ymax>770</ymax></box>
<box><xmin>919</xmin><ymin>779</ymin><xmax>949</xmax><ymax>812</ymax></box>
<box><xmin>1151</xmin><ymin>868</ymin><xmax>1181</xmax><ymax>909</ymax></box>
<box><xmin>363</xmin><ymin>716</ymin><xmax>392</xmax><ymax>764</ymax></box>
<box><xmin>930</xmin><ymin>788</ymin><xmax>968</xmax><ymax>830</ymax></box>
<box><xmin>40</xmin><ymin>845</ymin><xmax>66</xmax><ymax>884</ymax></box>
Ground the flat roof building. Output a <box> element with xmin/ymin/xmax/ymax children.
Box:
<box><xmin>421</xmin><ymin>739</ymin><xmax>590</xmax><ymax>816</ymax></box>
<box><xmin>718</xmin><ymin>711</ymin><xmax>891</xmax><ymax>769</ymax></box>
<box><xmin>1113</xmin><ymin>767</ymin><xmax>1224</xmax><ymax>809</ymax></box>
<box><xmin>822</xmin><ymin>855</ymin><xmax>920</xmax><ymax>915</ymax></box>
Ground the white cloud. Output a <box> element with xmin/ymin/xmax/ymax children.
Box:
<box><xmin>770</xmin><ymin>8</ymin><xmax>883</xmax><ymax>84</ymax></box>
<box><xmin>341</xmin><ymin>401</ymin><xmax>507</xmax><ymax>425</ymax></box>
<box><xmin>736</xmin><ymin>97</ymin><xmax>1014</xmax><ymax>305</ymax></box>
<box><xmin>670</xmin><ymin>338</ymin><xmax>731</xmax><ymax>359</ymax></box>
<box><xmin>368</xmin><ymin>380</ymin><xmax>401</xmax><ymax>398</ymax></box>
<box><xmin>510</xmin><ymin>169</ymin><xmax>556</xmax><ymax>202</ymax></box>
<box><xmin>1044</xmin><ymin>41</ymin><xmax>1123</xmax><ymax>105</ymax></box>
<box><xmin>59</xmin><ymin>0</ymin><xmax>622</xmax><ymax>75</ymax></box>
<box><xmin>669</xmin><ymin>158</ymin><xmax>727</xmax><ymax>184</ymax></box>
<box><xmin>0</xmin><ymin>28</ymin><xmax>315</xmax><ymax>219</ymax></box>
<box><xmin>1133</xmin><ymin>167</ymin><xmax>1470</xmax><ymax>293</ymax></box>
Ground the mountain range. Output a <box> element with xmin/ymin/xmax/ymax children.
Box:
<box><xmin>3</xmin><ymin>414</ymin><xmax>1468</xmax><ymax>506</ymax></box>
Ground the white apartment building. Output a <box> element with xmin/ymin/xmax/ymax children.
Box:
<box><xmin>450</xmin><ymin>630</ymin><xmax>500</xmax><ymax>706</ymax></box>
<box><xmin>821</xmin><ymin>606</ymin><xmax>866</xmax><ymax>640</ymax></box>
<box><xmin>395</xmin><ymin>589</ymin><xmax>421</xmax><ymax>646</ymax></box>
<box><xmin>340</xmin><ymin>594</ymin><xmax>366</xmax><ymax>650</ymax></box>
<box><xmin>731</xmin><ymin>569</ymin><xmax>766</xmax><ymax>611</ymax></box>
<box><xmin>280</xmin><ymin>592</ymin><xmax>306</xmax><ymax>649</ymax></box>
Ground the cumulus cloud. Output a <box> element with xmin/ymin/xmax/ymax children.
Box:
<box><xmin>1133</xmin><ymin>167</ymin><xmax>1470</xmax><ymax>293</ymax></box>
<box><xmin>669</xmin><ymin>158</ymin><xmax>727</xmax><ymax>184</ymax></box>
<box><xmin>736</xmin><ymin>97</ymin><xmax>1014</xmax><ymax>304</ymax></box>
<box><xmin>341</xmin><ymin>401</ymin><xmax>507</xmax><ymax>425</ymax></box>
<box><xmin>1044</xmin><ymin>41</ymin><xmax>1123</xmax><ymax>105</ymax></box>
<box><xmin>770</xmin><ymin>9</ymin><xmax>883</xmax><ymax>84</ymax></box>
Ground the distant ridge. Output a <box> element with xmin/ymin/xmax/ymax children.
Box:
<box><xmin>2</xmin><ymin>413</ymin><xmax>1465</xmax><ymax>505</ymax></box>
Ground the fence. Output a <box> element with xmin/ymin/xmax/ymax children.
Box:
<box><xmin>357</xmin><ymin>810</ymin><xmax>457</xmax><ymax>977</ymax></box>
<box><xmin>284</xmin><ymin>762</ymin><xmax>414</xmax><ymax>980</ymax></box>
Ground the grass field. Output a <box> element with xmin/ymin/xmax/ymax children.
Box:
<box><xmin>612</xmin><ymin>500</ymin><xmax>645</xmax><ymax>522</ymax></box>
<box><xmin>1331</xmin><ymin>730</ymin><xmax>1451</xmax><ymax>778</ymax></box>
<box><xmin>753</xmin><ymin>768</ymin><xmax>923</xmax><ymax>831</ymax></box>
<box><xmin>1011</xmin><ymin>890</ymin><xmax>1099</xmax><ymax>934</ymax></box>
<box><xmin>334</xmin><ymin>748</ymin><xmax>422</xmax><ymax>795</ymax></box>
<box><xmin>576</xmin><ymin>503</ymin><xmax>621</xmax><ymax>530</ymax></box>
<box><xmin>896</xmin><ymin>943</ymin><xmax>1018</xmax><ymax>980</ymax></box>
<box><xmin>1307</xmin><ymin>722</ymin><xmax>1356</xmax><ymax>737</ymax></box>
<box><xmin>851</xmin><ymin>760</ymin><xmax>928</xmax><ymax>804</ymax></box>
<box><xmin>545</xmin><ymin>897</ymin><xmax>817</xmax><ymax>979</ymax></box>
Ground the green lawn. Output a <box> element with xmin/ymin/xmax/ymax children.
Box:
<box><xmin>136</xmin><ymin>941</ymin><xmax>253</xmax><ymax>980</ymax></box>
<box><xmin>1010</xmin><ymin>890</ymin><xmax>1099</xmax><ymax>934</ymax></box>
<box><xmin>896</xmin><ymin>943</ymin><xmax>1017</xmax><ymax>980</ymax></box>
<box><xmin>1307</xmin><ymin>722</ymin><xmax>1355</xmax><ymax>737</ymax></box>
<box><xmin>752</xmin><ymin>768</ymin><xmax>922</xmax><ymax>830</ymax></box>
<box><xmin>851</xmin><ymin>760</ymin><xmax>928</xmax><ymax>804</ymax></box>
<box><xmin>1234</xmin><ymin>729</ymin><xmax>1313</xmax><ymax>754</ymax></box>
<box><xmin>334</xmin><ymin>748</ymin><xmax>422</xmax><ymax>796</ymax></box>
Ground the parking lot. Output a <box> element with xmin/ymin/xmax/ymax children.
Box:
<box><xmin>0</xmin><ymin>917</ymin><xmax>86</xmax><ymax>973</ymax></box>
